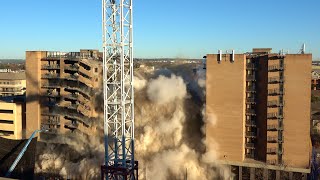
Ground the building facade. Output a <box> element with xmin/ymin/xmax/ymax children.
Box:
<box><xmin>206</xmin><ymin>48</ymin><xmax>312</xmax><ymax>179</ymax></box>
<box><xmin>25</xmin><ymin>50</ymin><xmax>102</xmax><ymax>138</ymax></box>
<box><xmin>0</xmin><ymin>100</ymin><xmax>25</xmax><ymax>139</ymax></box>
<box><xmin>0</xmin><ymin>72</ymin><xmax>26</xmax><ymax>97</ymax></box>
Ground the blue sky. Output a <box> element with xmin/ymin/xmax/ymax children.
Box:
<box><xmin>0</xmin><ymin>0</ymin><xmax>319</xmax><ymax>59</ymax></box>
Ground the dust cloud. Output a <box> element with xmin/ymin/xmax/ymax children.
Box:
<box><xmin>135</xmin><ymin>68</ymin><xmax>231</xmax><ymax>180</ymax></box>
<box><xmin>35</xmin><ymin>64</ymin><xmax>231</xmax><ymax>179</ymax></box>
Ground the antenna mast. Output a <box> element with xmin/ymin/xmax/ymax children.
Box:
<box><xmin>102</xmin><ymin>0</ymin><xmax>138</xmax><ymax>179</ymax></box>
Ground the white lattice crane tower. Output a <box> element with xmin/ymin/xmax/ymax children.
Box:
<box><xmin>102</xmin><ymin>0</ymin><xmax>137</xmax><ymax>179</ymax></box>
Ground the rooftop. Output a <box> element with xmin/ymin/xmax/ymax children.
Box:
<box><xmin>0</xmin><ymin>72</ymin><xmax>25</xmax><ymax>80</ymax></box>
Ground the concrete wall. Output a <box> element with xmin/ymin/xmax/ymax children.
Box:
<box><xmin>26</xmin><ymin>51</ymin><xmax>46</xmax><ymax>137</ymax></box>
<box><xmin>282</xmin><ymin>54</ymin><xmax>312</xmax><ymax>168</ymax></box>
<box><xmin>206</xmin><ymin>54</ymin><xmax>247</xmax><ymax>162</ymax></box>
<box><xmin>0</xmin><ymin>102</ymin><xmax>23</xmax><ymax>139</ymax></box>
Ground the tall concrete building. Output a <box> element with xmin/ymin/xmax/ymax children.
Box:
<box><xmin>206</xmin><ymin>48</ymin><xmax>312</xmax><ymax>179</ymax></box>
<box><xmin>25</xmin><ymin>50</ymin><xmax>102</xmax><ymax>138</ymax></box>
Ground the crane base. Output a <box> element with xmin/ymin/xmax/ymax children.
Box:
<box><xmin>101</xmin><ymin>161</ymin><xmax>138</xmax><ymax>180</ymax></box>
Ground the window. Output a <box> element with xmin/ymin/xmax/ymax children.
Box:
<box><xmin>0</xmin><ymin>120</ymin><xmax>13</xmax><ymax>124</ymax></box>
<box><xmin>0</xmin><ymin>109</ymin><xmax>14</xmax><ymax>114</ymax></box>
<box><xmin>95</xmin><ymin>68</ymin><xmax>98</xmax><ymax>73</ymax></box>
<box><xmin>0</xmin><ymin>130</ymin><xmax>14</xmax><ymax>135</ymax></box>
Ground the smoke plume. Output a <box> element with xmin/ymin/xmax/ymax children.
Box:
<box><xmin>35</xmin><ymin>64</ymin><xmax>231</xmax><ymax>179</ymax></box>
<box><xmin>135</xmin><ymin>71</ymin><xmax>231</xmax><ymax>179</ymax></box>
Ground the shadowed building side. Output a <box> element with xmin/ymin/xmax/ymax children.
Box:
<box><xmin>26</xmin><ymin>51</ymin><xmax>46</xmax><ymax>137</ymax></box>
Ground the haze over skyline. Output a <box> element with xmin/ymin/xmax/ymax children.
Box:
<box><xmin>0</xmin><ymin>0</ymin><xmax>319</xmax><ymax>59</ymax></box>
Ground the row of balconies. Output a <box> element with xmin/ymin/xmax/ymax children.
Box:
<box><xmin>64</xmin><ymin>74</ymin><xmax>79</xmax><ymax>81</ymax></box>
<box><xmin>246</xmin><ymin>64</ymin><xmax>257</xmax><ymax>70</ymax></box>
<box><xmin>268</xmin><ymin>65</ymin><xmax>284</xmax><ymax>72</ymax></box>
<box><xmin>267</xmin><ymin>125</ymin><xmax>283</xmax><ymax>131</ymax></box>
<box><xmin>41</xmin><ymin>83</ymin><xmax>61</xmax><ymax>89</ymax></box>
<box><xmin>246</xmin><ymin>109</ymin><xmax>256</xmax><ymax>116</ymax></box>
<box><xmin>268</xmin><ymin>55</ymin><xmax>285</xmax><ymax>61</ymax></box>
<box><xmin>246</xmin><ymin>86</ymin><xmax>256</xmax><ymax>93</ymax></box>
<box><xmin>42</xmin><ymin>118</ymin><xmax>61</xmax><ymax>126</ymax></box>
<box><xmin>246</xmin><ymin>75</ymin><xmax>256</xmax><ymax>82</ymax></box>
<box><xmin>65</xmin><ymin>86</ymin><xmax>93</xmax><ymax>97</ymax></box>
<box><xmin>267</xmin><ymin>148</ymin><xmax>283</xmax><ymax>154</ymax></box>
<box><xmin>0</xmin><ymin>87</ymin><xmax>23</xmax><ymax>92</ymax></box>
<box><xmin>267</xmin><ymin>113</ymin><xmax>283</xmax><ymax>120</ymax></box>
<box><xmin>245</xmin><ymin>120</ymin><xmax>256</xmax><ymax>127</ymax></box>
<box><xmin>65</xmin><ymin>64</ymin><xmax>79</xmax><ymax>71</ymax></box>
<box><xmin>268</xmin><ymin>89</ymin><xmax>284</xmax><ymax>96</ymax></box>
<box><xmin>41</xmin><ymin>64</ymin><xmax>60</xmax><ymax>70</ymax></box>
<box><xmin>268</xmin><ymin>77</ymin><xmax>284</xmax><ymax>84</ymax></box>
<box><xmin>266</xmin><ymin>159</ymin><xmax>277</xmax><ymax>165</ymax></box>
<box><xmin>267</xmin><ymin>136</ymin><xmax>283</xmax><ymax>143</ymax></box>
<box><xmin>245</xmin><ymin>143</ymin><xmax>255</xmax><ymax>149</ymax></box>
<box><xmin>245</xmin><ymin>131</ymin><xmax>257</xmax><ymax>137</ymax></box>
<box><xmin>64</xmin><ymin>113</ymin><xmax>91</xmax><ymax>127</ymax></box>
<box><xmin>246</xmin><ymin>97</ymin><xmax>256</xmax><ymax>104</ymax></box>
<box><xmin>41</xmin><ymin>73</ymin><xmax>60</xmax><ymax>79</ymax></box>
<box><xmin>64</xmin><ymin>121</ymin><xmax>79</xmax><ymax>130</ymax></box>
<box><xmin>267</xmin><ymin>101</ymin><xmax>283</xmax><ymax>107</ymax></box>
<box><xmin>245</xmin><ymin>153</ymin><xmax>255</xmax><ymax>159</ymax></box>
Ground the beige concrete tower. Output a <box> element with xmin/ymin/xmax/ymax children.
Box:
<box><xmin>206</xmin><ymin>49</ymin><xmax>312</xmax><ymax>178</ymax></box>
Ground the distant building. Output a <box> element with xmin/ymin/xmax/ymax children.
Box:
<box><xmin>312</xmin><ymin>70</ymin><xmax>320</xmax><ymax>90</ymax></box>
<box><xmin>0</xmin><ymin>96</ymin><xmax>26</xmax><ymax>139</ymax></box>
<box><xmin>25</xmin><ymin>50</ymin><xmax>102</xmax><ymax>138</ymax></box>
<box><xmin>206</xmin><ymin>48</ymin><xmax>311</xmax><ymax>179</ymax></box>
<box><xmin>0</xmin><ymin>72</ymin><xmax>26</xmax><ymax>97</ymax></box>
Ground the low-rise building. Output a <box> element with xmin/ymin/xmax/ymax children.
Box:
<box><xmin>0</xmin><ymin>97</ymin><xmax>25</xmax><ymax>139</ymax></box>
<box><xmin>0</xmin><ymin>72</ymin><xmax>26</xmax><ymax>97</ymax></box>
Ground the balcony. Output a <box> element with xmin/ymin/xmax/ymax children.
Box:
<box><xmin>268</xmin><ymin>65</ymin><xmax>284</xmax><ymax>72</ymax></box>
<box><xmin>65</xmin><ymin>86</ymin><xmax>92</xmax><ymax>96</ymax></box>
<box><xmin>41</xmin><ymin>112</ymin><xmax>60</xmax><ymax>117</ymax></box>
<box><xmin>269</xmin><ymin>55</ymin><xmax>285</xmax><ymax>60</ymax></box>
<box><xmin>245</xmin><ymin>154</ymin><xmax>255</xmax><ymax>159</ymax></box>
<box><xmin>245</xmin><ymin>120</ymin><xmax>256</xmax><ymax>127</ymax></box>
<box><xmin>246</xmin><ymin>64</ymin><xmax>256</xmax><ymax>70</ymax></box>
<box><xmin>267</xmin><ymin>159</ymin><xmax>277</xmax><ymax>165</ymax></box>
<box><xmin>41</xmin><ymin>83</ymin><xmax>61</xmax><ymax>89</ymax></box>
<box><xmin>64</xmin><ymin>121</ymin><xmax>79</xmax><ymax>130</ymax></box>
<box><xmin>267</xmin><ymin>136</ymin><xmax>278</xmax><ymax>143</ymax></box>
<box><xmin>246</xmin><ymin>109</ymin><xmax>256</xmax><ymax>116</ymax></box>
<box><xmin>246</xmin><ymin>97</ymin><xmax>256</xmax><ymax>104</ymax></box>
<box><xmin>43</xmin><ymin>118</ymin><xmax>60</xmax><ymax>126</ymax></box>
<box><xmin>43</xmin><ymin>93</ymin><xmax>60</xmax><ymax>98</ymax></box>
<box><xmin>41</xmin><ymin>64</ymin><xmax>60</xmax><ymax>70</ymax></box>
<box><xmin>268</xmin><ymin>77</ymin><xmax>284</xmax><ymax>84</ymax></box>
<box><xmin>65</xmin><ymin>74</ymin><xmax>79</xmax><ymax>81</ymax></box>
<box><xmin>245</xmin><ymin>131</ymin><xmax>257</xmax><ymax>138</ymax></box>
<box><xmin>267</xmin><ymin>125</ymin><xmax>282</xmax><ymax>131</ymax></box>
<box><xmin>267</xmin><ymin>101</ymin><xmax>283</xmax><ymax>107</ymax></box>
<box><xmin>245</xmin><ymin>143</ymin><xmax>255</xmax><ymax>149</ymax></box>
<box><xmin>267</xmin><ymin>113</ymin><xmax>283</xmax><ymax>120</ymax></box>
<box><xmin>246</xmin><ymin>75</ymin><xmax>256</xmax><ymax>82</ymax></box>
<box><xmin>268</xmin><ymin>89</ymin><xmax>284</xmax><ymax>96</ymax></box>
<box><xmin>65</xmin><ymin>93</ymin><xmax>79</xmax><ymax>101</ymax></box>
<box><xmin>64</xmin><ymin>114</ymin><xmax>91</xmax><ymax>127</ymax></box>
<box><xmin>41</xmin><ymin>73</ymin><xmax>60</xmax><ymax>79</ymax></box>
<box><xmin>267</xmin><ymin>148</ymin><xmax>277</xmax><ymax>154</ymax></box>
<box><xmin>65</xmin><ymin>64</ymin><xmax>79</xmax><ymax>71</ymax></box>
<box><xmin>246</xmin><ymin>86</ymin><xmax>256</xmax><ymax>93</ymax></box>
